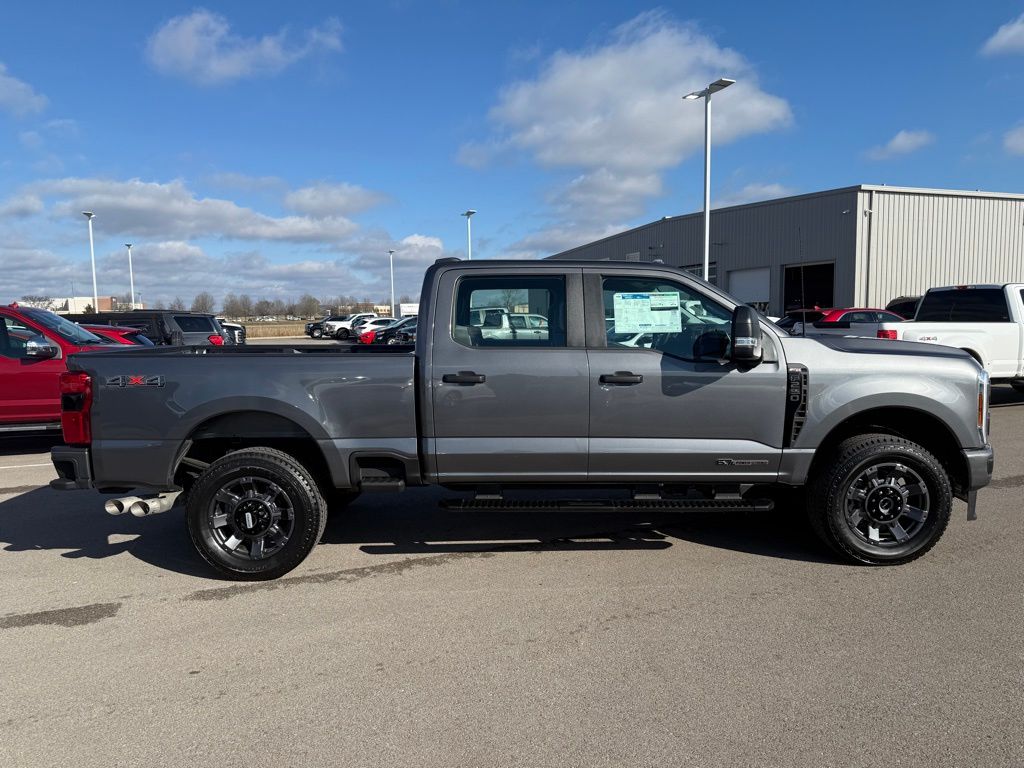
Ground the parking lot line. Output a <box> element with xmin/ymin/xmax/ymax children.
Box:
<box><xmin>0</xmin><ymin>462</ymin><xmax>53</xmax><ymax>470</ymax></box>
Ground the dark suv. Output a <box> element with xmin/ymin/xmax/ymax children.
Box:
<box><xmin>64</xmin><ymin>310</ymin><xmax>232</xmax><ymax>346</ymax></box>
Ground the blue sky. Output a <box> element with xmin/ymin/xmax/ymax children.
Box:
<box><xmin>1</xmin><ymin>1</ymin><xmax>1022</xmax><ymax>305</ymax></box>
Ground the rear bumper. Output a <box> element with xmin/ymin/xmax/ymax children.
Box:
<box><xmin>49</xmin><ymin>445</ymin><xmax>93</xmax><ymax>490</ymax></box>
<box><xmin>962</xmin><ymin>445</ymin><xmax>994</xmax><ymax>491</ymax></box>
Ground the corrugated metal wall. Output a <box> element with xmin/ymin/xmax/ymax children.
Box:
<box><xmin>550</xmin><ymin>187</ymin><xmax>860</xmax><ymax>314</ymax></box>
<box><xmin>856</xmin><ymin>189</ymin><xmax>1024</xmax><ymax>307</ymax></box>
<box><xmin>551</xmin><ymin>185</ymin><xmax>1024</xmax><ymax>314</ymax></box>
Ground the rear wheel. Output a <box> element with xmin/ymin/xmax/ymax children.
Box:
<box><xmin>336</xmin><ymin>328</ymin><xmax>350</xmax><ymax>340</ymax></box>
<box><xmin>186</xmin><ymin>447</ymin><xmax>326</xmax><ymax>580</ymax></box>
<box><xmin>807</xmin><ymin>433</ymin><xmax>951</xmax><ymax>565</ymax></box>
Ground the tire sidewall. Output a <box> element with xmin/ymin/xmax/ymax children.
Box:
<box><xmin>187</xmin><ymin>454</ymin><xmax>323</xmax><ymax>579</ymax></box>
<box><xmin>825</xmin><ymin>442</ymin><xmax>951</xmax><ymax>563</ymax></box>
<box><xmin>337</xmin><ymin>328</ymin><xmax>350</xmax><ymax>339</ymax></box>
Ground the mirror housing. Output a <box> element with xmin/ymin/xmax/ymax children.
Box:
<box><xmin>25</xmin><ymin>337</ymin><xmax>59</xmax><ymax>360</ymax></box>
<box><xmin>731</xmin><ymin>305</ymin><xmax>763</xmax><ymax>366</ymax></box>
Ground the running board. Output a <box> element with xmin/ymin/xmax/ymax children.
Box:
<box><xmin>439</xmin><ymin>498</ymin><xmax>774</xmax><ymax>512</ymax></box>
<box><xmin>359</xmin><ymin>477</ymin><xmax>406</xmax><ymax>492</ymax></box>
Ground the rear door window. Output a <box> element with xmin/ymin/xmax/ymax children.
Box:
<box><xmin>173</xmin><ymin>315</ymin><xmax>217</xmax><ymax>333</ymax></box>
<box><xmin>915</xmin><ymin>289</ymin><xmax>1010</xmax><ymax>322</ymax></box>
<box><xmin>453</xmin><ymin>276</ymin><xmax>566</xmax><ymax>347</ymax></box>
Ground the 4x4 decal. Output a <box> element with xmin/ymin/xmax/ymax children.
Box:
<box><xmin>104</xmin><ymin>375</ymin><xmax>164</xmax><ymax>387</ymax></box>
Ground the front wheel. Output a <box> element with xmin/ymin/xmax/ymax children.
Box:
<box><xmin>186</xmin><ymin>447</ymin><xmax>327</xmax><ymax>580</ymax></box>
<box><xmin>807</xmin><ymin>434</ymin><xmax>951</xmax><ymax>565</ymax></box>
<box><xmin>310</xmin><ymin>327</ymin><xmax>323</xmax><ymax>339</ymax></box>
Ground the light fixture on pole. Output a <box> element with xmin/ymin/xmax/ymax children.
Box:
<box><xmin>387</xmin><ymin>249</ymin><xmax>396</xmax><ymax>319</ymax></box>
<box><xmin>461</xmin><ymin>209</ymin><xmax>476</xmax><ymax>260</ymax></box>
<box><xmin>82</xmin><ymin>211</ymin><xmax>98</xmax><ymax>311</ymax></box>
<box><xmin>125</xmin><ymin>243</ymin><xmax>135</xmax><ymax>309</ymax></box>
<box><xmin>683</xmin><ymin>77</ymin><xmax>735</xmax><ymax>283</ymax></box>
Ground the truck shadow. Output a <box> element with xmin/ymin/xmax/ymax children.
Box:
<box><xmin>0</xmin><ymin>484</ymin><xmax>834</xmax><ymax>579</ymax></box>
<box><xmin>0</xmin><ymin>486</ymin><xmax>214</xmax><ymax>578</ymax></box>
<box><xmin>990</xmin><ymin>384</ymin><xmax>1024</xmax><ymax>409</ymax></box>
<box><xmin>0</xmin><ymin>434</ymin><xmax>62</xmax><ymax>457</ymax></box>
<box><xmin>323</xmin><ymin>487</ymin><xmax>833</xmax><ymax>565</ymax></box>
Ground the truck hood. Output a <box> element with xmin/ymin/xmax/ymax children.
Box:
<box><xmin>799</xmin><ymin>334</ymin><xmax>973</xmax><ymax>361</ymax></box>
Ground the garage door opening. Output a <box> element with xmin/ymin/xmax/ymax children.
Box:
<box><xmin>784</xmin><ymin>263</ymin><xmax>834</xmax><ymax>312</ymax></box>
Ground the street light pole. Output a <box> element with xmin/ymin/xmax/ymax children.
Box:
<box><xmin>684</xmin><ymin>78</ymin><xmax>735</xmax><ymax>283</ymax></box>
<box><xmin>388</xmin><ymin>249</ymin><xmax>396</xmax><ymax>319</ymax></box>
<box><xmin>82</xmin><ymin>211</ymin><xmax>98</xmax><ymax>311</ymax></box>
<box><xmin>461</xmin><ymin>209</ymin><xmax>476</xmax><ymax>260</ymax></box>
<box><xmin>125</xmin><ymin>243</ymin><xmax>135</xmax><ymax>309</ymax></box>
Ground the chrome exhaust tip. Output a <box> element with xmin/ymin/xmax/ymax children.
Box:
<box><xmin>104</xmin><ymin>496</ymin><xmax>142</xmax><ymax>515</ymax></box>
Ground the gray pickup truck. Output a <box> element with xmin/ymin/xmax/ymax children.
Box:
<box><xmin>51</xmin><ymin>258</ymin><xmax>994</xmax><ymax>580</ymax></box>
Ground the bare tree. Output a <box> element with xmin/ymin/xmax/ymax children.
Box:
<box><xmin>19</xmin><ymin>295</ymin><xmax>56</xmax><ymax>310</ymax></box>
<box><xmin>297</xmin><ymin>294</ymin><xmax>321</xmax><ymax>318</ymax></box>
<box><xmin>221</xmin><ymin>293</ymin><xmax>242</xmax><ymax>319</ymax></box>
<box><xmin>254</xmin><ymin>299</ymin><xmax>274</xmax><ymax>317</ymax></box>
<box><xmin>170</xmin><ymin>297</ymin><xmax>186</xmax><ymax>311</ymax></box>
<box><xmin>238</xmin><ymin>295</ymin><xmax>254</xmax><ymax>319</ymax></box>
<box><xmin>191</xmin><ymin>292</ymin><xmax>216</xmax><ymax>314</ymax></box>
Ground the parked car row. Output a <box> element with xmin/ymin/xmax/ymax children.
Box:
<box><xmin>65</xmin><ymin>310</ymin><xmax>235</xmax><ymax>347</ymax></box>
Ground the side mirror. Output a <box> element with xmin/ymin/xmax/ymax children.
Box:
<box><xmin>731</xmin><ymin>305</ymin><xmax>763</xmax><ymax>366</ymax></box>
<box><xmin>25</xmin><ymin>337</ymin><xmax>59</xmax><ymax>360</ymax></box>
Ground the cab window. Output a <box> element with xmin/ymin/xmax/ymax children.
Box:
<box><xmin>453</xmin><ymin>276</ymin><xmax>566</xmax><ymax>348</ymax></box>
<box><xmin>601</xmin><ymin>276</ymin><xmax>732</xmax><ymax>361</ymax></box>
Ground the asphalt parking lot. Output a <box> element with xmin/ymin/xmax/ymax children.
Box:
<box><xmin>1</xmin><ymin>389</ymin><xmax>1021</xmax><ymax>768</ymax></box>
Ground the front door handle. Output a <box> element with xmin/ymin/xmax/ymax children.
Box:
<box><xmin>600</xmin><ymin>371</ymin><xmax>643</xmax><ymax>385</ymax></box>
<box><xmin>442</xmin><ymin>371</ymin><xmax>486</xmax><ymax>385</ymax></box>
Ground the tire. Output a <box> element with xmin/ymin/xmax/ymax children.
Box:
<box><xmin>806</xmin><ymin>433</ymin><xmax>951</xmax><ymax>565</ymax></box>
<box><xmin>1011</xmin><ymin>381</ymin><xmax>1024</xmax><ymax>394</ymax></box>
<box><xmin>336</xmin><ymin>328</ymin><xmax>350</xmax><ymax>340</ymax></box>
<box><xmin>186</xmin><ymin>447</ymin><xmax>327</xmax><ymax>580</ymax></box>
<box><xmin>311</xmin><ymin>327</ymin><xmax>323</xmax><ymax>339</ymax></box>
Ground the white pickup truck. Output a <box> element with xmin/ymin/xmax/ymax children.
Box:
<box><xmin>876</xmin><ymin>284</ymin><xmax>1024</xmax><ymax>389</ymax></box>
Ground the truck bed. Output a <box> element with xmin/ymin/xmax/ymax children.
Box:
<box><xmin>68</xmin><ymin>344</ymin><xmax>419</xmax><ymax>490</ymax></box>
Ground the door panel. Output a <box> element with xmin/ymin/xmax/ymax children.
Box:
<box><xmin>429</xmin><ymin>270</ymin><xmax>589</xmax><ymax>482</ymax></box>
<box><xmin>0</xmin><ymin>315</ymin><xmax>65</xmax><ymax>424</ymax></box>
<box><xmin>586</xmin><ymin>270</ymin><xmax>787</xmax><ymax>482</ymax></box>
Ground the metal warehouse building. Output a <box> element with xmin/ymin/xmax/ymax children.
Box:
<box><xmin>548</xmin><ymin>185</ymin><xmax>1024</xmax><ymax>316</ymax></box>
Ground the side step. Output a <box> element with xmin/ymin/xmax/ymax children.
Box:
<box><xmin>359</xmin><ymin>477</ymin><xmax>406</xmax><ymax>492</ymax></box>
<box><xmin>440</xmin><ymin>498</ymin><xmax>774</xmax><ymax>512</ymax></box>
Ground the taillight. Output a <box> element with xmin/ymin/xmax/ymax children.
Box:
<box><xmin>876</xmin><ymin>329</ymin><xmax>898</xmax><ymax>340</ymax></box>
<box><xmin>359</xmin><ymin>330</ymin><xmax>376</xmax><ymax>344</ymax></box>
<box><xmin>208</xmin><ymin>334</ymin><xmax>225</xmax><ymax>346</ymax></box>
<box><xmin>59</xmin><ymin>371</ymin><xmax>92</xmax><ymax>446</ymax></box>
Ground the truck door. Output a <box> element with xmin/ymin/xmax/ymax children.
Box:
<box><xmin>427</xmin><ymin>268</ymin><xmax>589</xmax><ymax>482</ymax></box>
<box><xmin>584</xmin><ymin>269</ymin><xmax>788</xmax><ymax>483</ymax></box>
<box><xmin>0</xmin><ymin>313</ymin><xmax>65</xmax><ymax>425</ymax></box>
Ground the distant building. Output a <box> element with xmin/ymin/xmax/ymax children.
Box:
<box><xmin>52</xmin><ymin>297</ymin><xmax>143</xmax><ymax>313</ymax></box>
<box><xmin>548</xmin><ymin>184</ymin><xmax>1024</xmax><ymax>315</ymax></box>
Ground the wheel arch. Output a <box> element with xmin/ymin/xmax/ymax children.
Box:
<box><xmin>807</xmin><ymin>405</ymin><xmax>968</xmax><ymax>498</ymax></box>
<box><xmin>173</xmin><ymin>409</ymin><xmax>339</xmax><ymax>493</ymax></box>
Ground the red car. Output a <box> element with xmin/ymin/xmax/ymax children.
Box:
<box><xmin>0</xmin><ymin>303</ymin><xmax>120</xmax><ymax>432</ymax></box>
<box><xmin>818</xmin><ymin>308</ymin><xmax>906</xmax><ymax>323</ymax></box>
<box><xmin>81</xmin><ymin>324</ymin><xmax>156</xmax><ymax>346</ymax></box>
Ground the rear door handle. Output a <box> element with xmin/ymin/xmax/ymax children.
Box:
<box><xmin>600</xmin><ymin>372</ymin><xmax>643</xmax><ymax>385</ymax></box>
<box><xmin>442</xmin><ymin>371</ymin><xmax>486</xmax><ymax>385</ymax></box>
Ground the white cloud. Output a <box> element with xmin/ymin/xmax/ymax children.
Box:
<box><xmin>26</xmin><ymin>177</ymin><xmax>358</xmax><ymax>242</ymax></box>
<box><xmin>0</xmin><ymin>194</ymin><xmax>44</xmax><ymax>218</ymax></box>
<box><xmin>461</xmin><ymin>11</ymin><xmax>792</xmax><ymax>257</ymax></box>
<box><xmin>0</xmin><ymin>62</ymin><xmax>47</xmax><ymax>116</ymax></box>
<box><xmin>716</xmin><ymin>182</ymin><xmax>796</xmax><ymax>207</ymax></box>
<box><xmin>1005</xmin><ymin>124</ymin><xmax>1024</xmax><ymax>155</ymax></box>
<box><xmin>146</xmin><ymin>9</ymin><xmax>342</xmax><ymax>85</ymax></box>
<box><xmin>864</xmin><ymin>129</ymin><xmax>935</xmax><ymax>160</ymax></box>
<box><xmin>284</xmin><ymin>182</ymin><xmax>387</xmax><ymax>217</ymax></box>
<box><xmin>18</xmin><ymin>131</ymin><xmax>42</xmax><ymax>149</ymax></box>
<box><xmin>981</xmin><ymin>13</ymin><xmax>1024</xmax><ymax>56</ymax></box>
<box><xmin>206</xmin><ymin>171</ymin><xmax>286</xmax><ymax>191</ymax></box>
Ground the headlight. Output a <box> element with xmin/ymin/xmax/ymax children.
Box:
<box><xmin>978</xmin><ymin>371</ymin><xmax>990</xmax><ymax>442</ymax></box>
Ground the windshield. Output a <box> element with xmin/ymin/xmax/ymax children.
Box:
<box><xmin>21</xmin><ymin>307</ymin><xmax>105</xmax><ymax>345</ymax></box>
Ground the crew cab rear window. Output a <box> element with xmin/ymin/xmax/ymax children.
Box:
<box><xmin>915</xmin><ymin>289</ymin><xmax>1010</xmax><ymax>322</ymax></box>
<box><xmin>453</xmin><ymin>276</ymin><xmax>566</xmax><ymax>348</ymax></box>
<box><xmin>173</xmin><ymin>315</ymin><xmax>217</xmax><ymax>333</ymax></box>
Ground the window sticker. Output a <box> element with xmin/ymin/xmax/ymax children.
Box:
<box><xmin>612</xmin><ymin>292</ymin><xmax>682</xmax><ymax>333</ymax></box>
